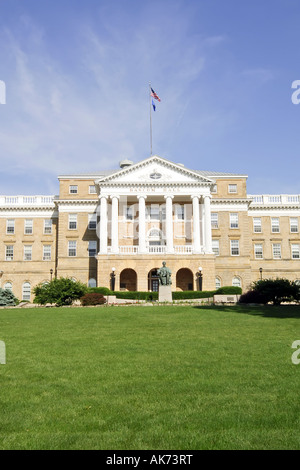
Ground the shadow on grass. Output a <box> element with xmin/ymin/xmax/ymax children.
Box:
<box><xmin>193</xmin><ymin>304</ymin><xmax>300</xmax><ymax>319</ymax></box>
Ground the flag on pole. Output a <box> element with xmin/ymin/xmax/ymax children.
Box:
<box><xmin>150</xmin><ymin>87</ymin><xmax>161</xmax><ymax>102</ymax></box>
<box><xmin>152</xmin><ymin>99</ymin><xmax>156</xmax><ymax>111</ymax></box>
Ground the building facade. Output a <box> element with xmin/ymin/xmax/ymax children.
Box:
<box><xmin>1</xmin><ymin>155</ymin><xmax>300</xmax><ymax>301</ymax></box>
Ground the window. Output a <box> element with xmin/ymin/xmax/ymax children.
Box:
<box><xmin>43</xmin><ymin>245</ymin><xmax>51</xmax><ymax>261</ymax></box>
<box><xmin>22</xmin><ymin>282</ymin><xmax>31</xmax><ymax>301</ymax></box>
<box><xmin>230</xmin><ymin>239</ymin><xmax>239</xmax><ymax>256</ymax></box>
<box><xmin>6</xmin><ymin>219</ymin><xmax>15</xmax><ymax>234</ymax></box>
<box><xmin>24</xmin><ymin>245</ymin><xmax>32</xmax><ymax>261</ymax></box>
<box><xmin>88</xmin><ymin>240</ymin><xmax>97</xmax><ymax>257</ymax></box>
<box><xmin>272</xmin><ymin>243</ymin><xmax>281</xmax><ymax>259</ymax></box>
<box><xmin>253</xmin><ymin>217</ymin><xmax>262</xmax><ymax>233</ymax></box>
<box><xmin>211</xmin><ymin>213</ymin><xmax>218</xmax><ymax>229</ymax></box>
<box><xmin>290</xmin><ymin>218</ymin><xmax>298</xmax><ymax>233</ymax></box>
<box><xmin>232</xmin><ymin>276</ymin><xmax>241</xmax><ymax>288</ymax></box>
<box><xmin>68</xmin><ymin>240</ymin><xmax>77</xmax><ymax>257</ymax></box>
<box><xmin>176</xmin><ymin>204</ymin><xmax>185</xmax><ymax>221</ymax></box>
<box><xmin>44</xmin><ymin>219</ymin><xmax>52</xmax><ymax>234</ymax></box>
<box><xmin>211</xmin><ymin>184</ymin><xmax>217</xmax><ymax>194</ymax></box>
<box><xmin>88</xmin><ymin>213</ymin><xmax>97</xmax><ymax>230</ymax></box>
<box><xmin>88</xmin><ymin>278</ymin><xmax>97</xmax><ymax>288</ymax></box>
<box><xmin>149</xmin><ymin>204</ymin><xmax>160</xmax><ymax>220</ymax></box>
<box><xmin>5</xmin><ymin>245</ymin><xmax>13</xmax><ymax>261</ymax></box>
<box><xmin>215</xmin><ymin>277</ymin><xmax>221</xmax><ymax>289</ymax></box>
<box><xmin>254</xmin><ymin>243</ymin><xmax>263</xmax><ymax>259</ymax></box>
<box><xmin>271</xmin><ymin>217</ymin><xmax>280</xmax><ymax>233</ymax></box>
<box><xmin>69</xmin><ymin>185</ymin><xmax>78</xmax><ymax>194</ymax></box>
<box><xmin>291</xmin><ymin>244</ymin><xmax>300</xmax><ymax>259</ymax></box>
<box><xmin>4</xmin><ymin>282</ymin><xmax>12</xmax><ymax>292</ymax></box>
<box><xmin>68</xmin><ymin>214</ymin><xmax>77</xmax><ymax>230</ymax></box>
<box><xmin>89</xmin><ymin>185</ymin><xmax>96</xmax><ymax>194</ymax></box>
<box><xmin>228</xmin><ymin>184</ymin><xmax>237</xmax><ymax>193</ymax></box>
<box><xmin>125</xmin><ymin>205</ymin><xmax>134</xmax><ymax>221</ymax></box>
<box><xmin>212</xmin><ymin>239</ymin><xmax>220</xmax><ymax>256</ymax></box>
<box><xmin>230</xmin><ymin>213</ymin><xmax>239</xmax><ymax>229</ymax></box>
<box><xmin>24</xmin><ymin>219</ymin><xmax>33</xmax><ymax>235</ymax></box>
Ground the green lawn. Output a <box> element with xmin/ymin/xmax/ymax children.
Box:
<box><xmin>0</xmin><ymin>304</ymin><xmax>300</xmax><ymax>450</ymax></box>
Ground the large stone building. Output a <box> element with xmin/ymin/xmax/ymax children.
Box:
<box><xmin>1</xmin><ymin>155</ymin><xmax>300</xmax><ymax>301</ymax></box>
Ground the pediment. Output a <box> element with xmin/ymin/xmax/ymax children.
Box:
<box><xmin>96</xmin><ymin>155</ymin><xmax>214</xmax><ymax>186</ymax></box>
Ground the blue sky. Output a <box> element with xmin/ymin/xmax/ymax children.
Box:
<box><xmin>0</xmin><ymin>0</ymin><xmax>300</xmax><ymax>195</ymax></box>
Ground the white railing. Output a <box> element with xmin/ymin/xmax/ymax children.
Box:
<box><xmin>113</xmin><ymin>245</ymin><xmax>195</xmax><ymax>254</ymax></box>
<box><xmin>249</xmin><ymin>194</ymin><xmax>299</xmax><ymax>205</ymax></box>
<box><xmin>0</xmin><ymin>195</ymin><xmax>56</xmax><ymax>206</ymax></box>
<box><xmin>174</xmin><ymin>245</ymin><xmax>193</xmax><ymax>254</ymax></box>
<box><xmin>119</xmin><ymin>246</ymin><xmax>139</xmax><ymax>254</ymax></box>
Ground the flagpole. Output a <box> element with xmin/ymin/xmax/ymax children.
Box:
<box><xmin>149</xmin><ymin>83</ymin><xmax>153</xmax><ymax>156</ymax></box>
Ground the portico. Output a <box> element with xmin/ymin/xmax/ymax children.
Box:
<box><xmin>95</xmin><ymin>155</ymin><xmax>216</xmax><ymax>291</ymax></box>
<box><xmin>96</xmin><ymin>156</ymin><xmax>214</xmax><ymax>257</ymax></box>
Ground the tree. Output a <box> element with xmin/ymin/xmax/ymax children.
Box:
<box><xmin>33</xmin><ymin>277</ymin><xmax>88</xmax><ymax>307</ymax></box>
<box><xmin>0</xmin><ymin>288</ymin><xmax>18</xmax><ymax>306</ymax></box>
<box><xmin>252</xmin><ymin>278</ymin><xmax>299</xmax><ymax>305</ymax></box>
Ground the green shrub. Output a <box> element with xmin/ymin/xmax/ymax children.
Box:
<box><xmin>0</xmin><ymin>288</ymin><xmax>18</xmax><ymax>306</ymax></box>
<box><xmin>252</xmin><ymin>278</ymin><xmax>299</xmax><ymax>305</ymax></box>
<box><xmin>33</xmin><ymin>277</ymin><xmax>88</xmax><ymax>307</ymax></box>
<box><xmin>80</xmin><ymin>293</ymin><xmax>106</xmax><ymax>306</ymax></box>
<box><xmin>172</xmin><ymin>290</ymin><xmax>216</xmax><ymax>300</ymax></box>
<box><xmin>215</xmin><ymin>286</ymin><xmax>242</xmax><ymax>295</ymax></box>
<box><xmin>239</xmin><ymin>290</ymin><xmax>268</xmax><ymax>304</ymax></box>
<box><xmin>88</xmin><ymin>287</ymin><xmax>112</xmax><ymax>295</ymax></box>
<box><xmin>114</xmin><ymin>291</ymin><xmax>158</xmax><ymax>301</ymax></box>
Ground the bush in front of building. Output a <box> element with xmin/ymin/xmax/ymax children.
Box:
<box><xmin>88</xmin><ymin>287</ymin><xmax>112</xmax><ymax>295</ymax></box>
<box><xmin>0</xmin><ymin>288</ymin><xmax>18</xmax><ymax>306</ymax></box>
<box><xmin>239</xmin><ymin>278</ymin><xmax>300</xmax><ymax>305</ymax></box>
<box><xmin>251</xmin><ymin>278</ymin><xmax>300</xmax><ymax>305</ymax></box>
<box><xmin>80</xmin><ymin>293</ymin><xmax>106</xmax><ymax>306</ymax></box>
<box><xmin>238</xmin><ymin>290</ymin><xmax>268</xmax><ymax>305</ymax></box>
<box><xmin>215</xmin><ymin>286</ymin><xmax>242</xmax><ymax>295</ymax></box>
<box><xmin>33</xmin><ymin>277</ymin><xmax>88</xmax><ymax>307</ymax></box>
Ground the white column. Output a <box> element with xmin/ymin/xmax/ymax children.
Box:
<box><xmin>111</xmin><ymin>195</ymin><xmax>119</xmax><ymax>254</ymax></box>
<box><xmin>164</xmin><ymin>195</ymin><xmax>174</xmax><ymax>253</ymax></box>
<box><xmin>192</xmin><ymin>195</ymin><xmax>201</xmax><ymax>254</ymax></box>
<box><xmin>99</xmin><ymin>195</ymin><xmax>108</xmax><ymax>254</ymax></box>
<box><xmin>204</xmin><ymin>195</ymin><xmax>213</xmax><ymax>253</ymax></box>
<box><xmin>138</xmin><ymin>195</ymin><xmax>147</xmax><ymax>253</ymax></box>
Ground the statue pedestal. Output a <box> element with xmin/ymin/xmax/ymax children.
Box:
<box><xmin>159</xmin><ymin>285</ymin><xmax>172</xmax><ymax>303</ymax></box>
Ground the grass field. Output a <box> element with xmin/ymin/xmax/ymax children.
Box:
<box><xmin>0</xmin><ymin>304</ymin><xmax>300</xmax><ymax>450</ymax></box>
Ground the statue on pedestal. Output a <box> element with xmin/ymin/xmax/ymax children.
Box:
<box><xmin>157</xmin><ymin>261</ymin><xmax>172</xmax><ymax>286</ymax></box>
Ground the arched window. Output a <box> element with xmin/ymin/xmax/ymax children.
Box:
<box><xmin>232</xmin><ymin>276</ymin><xmax>242</xmax><ymax>288</ymax></box>
<box><xmin>4</xmin><ymin>282</ymin><xmax>12</xmax><ymax>292</ymax></box>
<box><xmin>88</xmin><ymin>278</ymin><xmax>97</xmax><ymax>288</ymax></box>
<box><xmin>215</xmin><ymin>277</ymin><xmax>221</xmax><ymax>289</ymax></box>
<box><xmin>22</xmin><ymin>282</ymin><xmax>31</xmax><ymax>301</ymax></box>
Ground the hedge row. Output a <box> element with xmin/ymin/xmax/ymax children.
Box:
<box><xmin>88</xmin><ymin>286</ymin><xmax>242</xmax><ymax>301</ymax></box>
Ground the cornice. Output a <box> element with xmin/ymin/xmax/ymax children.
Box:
<box><xmin>211</xmin><ymin>198</ymin><xmax>252</xmax><ymax>205</ymax></box>
<box><xmin>56</xmin><ymin>199</ymin><xmax>98</xmax><ymax>204</ymax></box>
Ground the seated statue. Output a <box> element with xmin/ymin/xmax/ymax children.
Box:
<box><xmin>157</xmin><ymin>261</ymin><xmax>172</xmax><ymax>286</ymax></box>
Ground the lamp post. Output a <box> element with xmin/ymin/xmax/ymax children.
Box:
<box><xmin>50</xmin><ymin>268</ymin><xmax>53</xmax><ymax>282</ymax></box>
<box><xmin>197</xmin><ymin>266</ymin><xmax>203</xmax><ymax>291</ymax></box>
<box><xmin>259</xmin><ymin>267</ymin><xmax>263</xmax><ymax>281</ymax></box>
<box><xmin>111</xmin><ymin>267</ymin><xmax>116</xmax><ymax>292</ymax></box>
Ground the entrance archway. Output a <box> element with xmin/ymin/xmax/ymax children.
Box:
<box><xmin>176</xmin><ymin>268</ymin><xmax>193</xmax><ymax>291</ymax></box>
<box><xmin>148</xmin><ymin>268</ymin><xmax>160</xmax><ymax>292</ymax></box>
<box><xmin>119</xmin><ymin>269</ymin><xmax>137</xmax><ymax>291</ymax></box>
